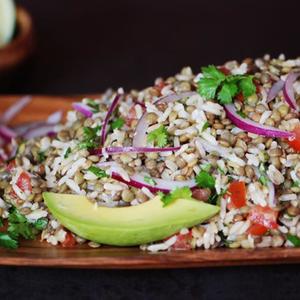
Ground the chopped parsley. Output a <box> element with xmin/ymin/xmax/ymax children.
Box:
<box><xmin>64</xmin><ymin>147</ymin><xmax>72</xmax><ymax>159</ymax></box>
<box><xmin>218</xmin><ymin>231</ymin><xmax>232</xmax><ymax>247</ymax></box>
<box><xmin>85</xmin><ymin>98</ymin><xmax>99</xmax><ymax>112</ymax></box>
<box><xmin>201</xmin><ymin>163</ymin><xmax>212</xmax><ymax>172</ymax></box>
<box><xmin>259</xmin><ymin>175</ymin><xmax>268</xmax><ymax>186</ymax></box>
<box><xmin>201</xmin><ymin>121</ymin><xmax>210</xmax><ymax>132</ymax></box>
<box><xmin>197</xmin><ymin>65</ymin><xmax>256</xmax><ymax>104</ymax></box>
<box><xmin>147</xmin><ymin>125</ymin><xmax>168</xmax><ymax>147</ymax></box>
<box><xmin>0</xmin><ymin>208</ymin><xmax>47</xmax><ymax>249</ymax></box>
<box><xmin>78</xmin><ymin>126</ymin><xmax>101</xmax><ymax>150</ymax></box>
<box><xmin>291</xmin><ymin>181</ymin><xmax>300</xmax><ymax>188</ymax></box>
<box><xmin>144</xmin><ymin>176</ymin><xmax>157</xmax><ymax>186</ymax></box>
<box><xmin>111</xmin><ymin>118</ymin><xmax>125</xmax><ymax>130</ymax></box>
<box><xmin>195</xmin><ymin>170</ymin><xmax>215</xmax><ymax>190</ymax></box>
<box><xmin>159</xmin><ymin>187</ymin><xmax>192</xmax><ymax>207</ymax></box>
<box><xmin>208</xmin><ymin>188</ymin><xmax>227</xmax><ymax>206</ymax></box>
<box><xmin>88</xmin><ymin>166</ymin><xmax>108</xmax><ymax>179</ymax></box>
<box><xmin>37</xmin><ymin>151</ymin><xmax>46</xmax><ymax>163</ymax></box>
<box><xmin>287</xmin><ymin>234</ymin><xmax>300</xmax><ymax>247</ymax></box>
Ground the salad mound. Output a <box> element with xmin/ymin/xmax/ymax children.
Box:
<box><xmin>1</xmin><ymin>54</ymin><xmax>300</xmax><ymax>251</ymax></box>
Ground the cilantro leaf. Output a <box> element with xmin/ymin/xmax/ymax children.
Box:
<box><xmin>147</xmin><ymin>125</ymin><xmax>168</xmax><ymax>147</ymax></box>
<box><xmin>111</xmin><ymin>118</ymin><xmax>125</xmax><ymax>130</ymax></box>
<box><xmin>34</xmin><ymin>218</ymin><xmax>48</xmax><ymax>230</ymax></box>
<box><xmin>144</xmin><ymin>176</ymin><xmax>157</xmax><ymax>186</ymax></box>
<box><xmin>196</xmin><ymin>170</ymin><xmax>215</xmax><ymax>189</ymax></box>
<box><xmin>217</xmin><ymin>83</ymin><xmax>233</xmax><ymax>104</ymax></box>
<box><xmin>201</xmin><ymin>121</ymin><xmax>210</xmax><ymax>132</ymax></box>
<box><xmin>201</xmin><ymin>65</ymin><xmax>225</xmax><ymax>81</ymax></box>
<box><xmin>8</xmin><ymin>222</ymin><xmax>35</xmax><ymax>240</ymax></box>
<box><xmin>37</xmin><ymin>151</ymin><xmax>46</xmax><ymax>163</ymax></box>
<box><xmin>239</xmin><ymin>76</ymin><xmax>256</xmax><ymax>98</ymax></box>
<box><xmin>159</xmin><ymin>187</ymin><xmax>192</xmax><ymax>207</ymax></box>
<box><xmin>198</xmin><ymin>78</ymin><xmax>221</xmax><ymax>100</ymax></box>
<box><xmin>64</xmin><ymin>147</ymin><xmax>72</xmax><ymax>159</ymax></box>
<box><xmin>88</xmin><ymin>166</ymin><xmax>108</xmax><ymax>179</ymax></box>
<box><xmin>287</xmin><ymin>234</ymin><xmax>300</xmax><ymax>247</ymax></box>
<box><xmin>78</xmin><ymin>126</ymin><xmax>101</xmax><ymax>150</ymax></box>
<box><xmin>0</xmin><ymin>233</ymin><xmax>18</xmax><ymax>249</ymax></box>
<box><xmin>236</xmin><ymin>110</ymin><xmax>246</xmax><ymax>118</ymax></box>
<box><xmin>85</xmin><ymin>98</ymin><xmax>99</xmax><ymax>112</ymax></box>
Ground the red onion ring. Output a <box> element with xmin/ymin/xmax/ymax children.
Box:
<box><xmin>266</xmin><ymin>80</ymin><xmax>284</xmax><ymax>103</ymax></box>
<box><xmin>23</xmin><ymin>124</ymin><xmax>57</xmax><ymax>140</ymax></box>
<box><xmin>283</xmin><ymin>72</ymin><xmax>300</xmax><ymax>111</ymax></box>
<box><xmin>111</xmin><ymin>172</ymin><xmax>197</xmax><ymax>194</ymax></box>
<box><xmin>91</xmin><ymin>146</ymin><xmax>180</xmax><ymax>156</ymax></box>
<box><xmin>72</xmin><ymin>102</ymin><xmax>93</xmax><ymax>118</ymax></box>
<box><xmin>0</xmin><ymin>125</ymin><xmax>17</xmax><ymax>142</ymax></box>
<box><xmin>224</xmin><ymin>104</ymin><xmax>293</xmax><ymax>138</ymax></box>
<box><xmin>0</xmin><ymin>96</ymin><xmax>31</xmax><ymax>124</ymax></box>
<box><xmin>101</xmin><ymin>92</ymin><xmax>123</xmax><ymax>145</ymax></box>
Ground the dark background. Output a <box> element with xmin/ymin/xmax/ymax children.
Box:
<box><xmin>1</xmin><ymin>0</ymin><xmax>300</xmax><ymax>299</ymax></box>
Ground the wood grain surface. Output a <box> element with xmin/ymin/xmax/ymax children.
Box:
<box><xmin>0</xmin><ymin>95</ymin><xmax>299</xmax><ymax>269</ymax></box>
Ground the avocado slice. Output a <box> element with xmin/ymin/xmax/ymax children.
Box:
<box><xmin>43</xmin><ymin>192</ymin><xmax>219</xmax><ymax>246</ymax></box>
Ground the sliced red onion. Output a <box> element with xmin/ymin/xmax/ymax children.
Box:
<box><xmin>224</xmin><ymin>104</ymin><xmax>293</xmax><ymax>138</ymax></box>
<box><xmin>101</xmin><ymin>92</ymin><xmax>123</xmax><ymax>145</ymax></box>
<box><xmin>91</xmin><ymin>146</ymin><xmax>180</xmax><ymax>156</ymax></box>
<box><xmin>112</xmin><ymin>172</ymin><xmax>197</xmax><ymax>194</ymax></box>
<box><xmin>154</xmin><ymin>91</ymin><xmax>197</xmax><ymax>104</ymax></box>
<box><xmin>47</xmin><ymin>110</ymin><xmax>63</xmax><ymax>124</ymax></box>
<box><xmin>23</xmin><ymin>124</ymin><xmax>57</xmax><ymax>140</ymax></box>
<box><xmin>133</xmin><ymin>92</ymin><xmax>197</xmax><ymax>147</ymax></box>
<box><xmin>0</xmin><ymin>96</ymin><xmax>31</xmax><ymax>124</ymax></box>
<box><xmin>266</xmin><ymin>80</ymin><xmax>284</xmax><ymax>103</ymax></box>
<box><xmin>0</xmin><ymin>125</ymin><xmax>17</xmax><ymax>142</ymax></box>
<box><xmin>283</xmin><ymin>72</ymin><xmax>300</xmax><ymax>111</ymax></box>
<box><xmin>72</xmin><ymin>102</ymin><xmax>93</xmax><ymax>118</ymax></box>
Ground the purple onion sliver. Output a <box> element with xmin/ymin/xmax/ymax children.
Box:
<box><xmin>224</xmin><ymin>104</ymin><xmax>293</xmax><ymax>139</ymax></box>
<box><xmin>47</xmin><ymin>111</ymin><xmax>63</xmax><ymax>124</ymax></box>
<box><xmin>266</xmin><ymin>80</ymin><xmax>284</xmax><ymax>103</ymax></box>
<box><xmin>154</xmin><ymin>91</ymin><xmax>197</xmax><ymax>104</ymax></box>
<box><xmin>0</xmin><ymin>125</ymin><xmax>17</xmax><ymax>142</ymax></box>
<box><xmin>0</xmin><ymin>96</ymin><xmax>31</xmax><ymax>124</ymax></box>
<box><xmin>283</xmin><ymin>72</ymin><xmax>300</xmax><ymax>111</ymax></box>
<box><xmin>23</xmin><ymin>124</ymin><xmax>56</xmax><ymax>140</ymax></box>
<box><xmin>101</xmin><ymin>93</ymin><xmax>123</xmax><ymax>145</ymax></box>
<box><xmin>91</xmin><ymin>146</ymin><xmax>180</xmax><ymax>156</ymax></box>
<box><xmin>72</xmin><ymin>102</ymin><xmax>93</xmax><ymax>118</ymax></box>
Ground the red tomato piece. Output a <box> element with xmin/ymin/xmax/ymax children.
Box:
<box><xmin>248</xmin><ymin>205</ymin><xmax>278</xmax><ymax>229</ymax></box>
<box><xmin>16</xmin><ymin>171</ymin><xmax>32</xmax><ymax>193</ymax></box>
<box><xmin>235</xmin><ymin>92</ymin><xmax>244</xmax><ymax>102</ymax></box>
<box><xmin>287</xmin><ymin>125</ymin><xmax>300</xmax><ymax>152</ymax></box>
<box><xmin>171</xmin><ymin>231</ymin><xmax>193</xmax><ymax>250</ymax></box>
<box><xmin>227</xmin><ymin>181</ymin><xmax>246</xmax><ymax>208</ymax></box>
<box><xmin>218</xmin><ymin>66</ymin><xmax>231</xmax><ymax>75</ymax></box>
<box><xmin>247</xmin><ymin>223</ymin><xmax>268</xmax><ymax>236</ymax></box>
<box><xmin>6</xmin><ymin>159</ymin><xmax>16</xmax><ymax>173</ymax></box>
<box><xmin>61</xmin><ymin>232</ymin><xmax>76</xmax><ymax>248</ymax></box>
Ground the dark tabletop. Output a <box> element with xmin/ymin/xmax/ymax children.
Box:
<box><xmin>1</xmin><ymin>0</ymin><xmax>300</xmax><ymax>299</ymax></box>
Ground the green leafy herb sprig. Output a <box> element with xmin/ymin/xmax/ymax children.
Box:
<box><xmin>197</xmin><ymin>65</ymin><xmax>256</xmax><ymax>104</ymax></box>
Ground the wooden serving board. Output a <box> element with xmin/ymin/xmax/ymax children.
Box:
<box><xmin>1</xmin><ymin>95</ymin><xmax>300</xmax><ymax>269</ymax></box>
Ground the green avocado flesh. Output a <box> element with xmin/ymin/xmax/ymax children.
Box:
<box><xmin>43</xmin><ymin>192</ymin><xmax>220</xmax><ymax>246</ymax></box>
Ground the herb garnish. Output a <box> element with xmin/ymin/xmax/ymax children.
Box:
<box><xmin>201</xmin><ymin>121</ymin><xmax>210</xmax><ymax>132</ymax></box>
<box><xmin>64</xmin><ymin>147</ymin><xmax>72</xmax><ymax>159</ymax></box>
<box><xmin>85</xmin><ymin>98</ymin><xmax>99</xmax><ymax>112</ymax></box>
<box><xmin>78</xmin><ymin>126</ymin><xmax>101</xmax><ymax>150</ymax></box>
<box><xmin>111</xmin><ymin>118</ymin><xmax>125</xmax><ymax>130</ymax></box>
<box><xmin>37</xmin><ymin>151</ymin><xmax>46</xmax><ymax>163</ymax></box>
<box><xmin>159</xmin><ymin>187</ymin><xmax>192</xmax><ymax>207</ymax></box>
<box><xmin>88</xmin><ymin>166</ymin><xmax>108</xmax><ymax>179</ymax></box>
<box><xmin>147</xmin><ymin>125</ymin><xmax>168</xmax><ymax>147</ymax></box>
<box><xmin>195</xmin><ymin>170</ymin><xmax>215</xmax><ymax>189</ymax></box>
<box><xmin>0</xmin><ymin>208</ymin><xmax>48</xmax><ymax>249</ymax></box>
<box><xmin>287</xmin><ymin>234</ymin><xmax>300</xmax><ymax>247</ymax></box>
<box><xmin>197</xmin><ymin>65</ymin><xmax>256</xmax><ymax>104</ymax></box>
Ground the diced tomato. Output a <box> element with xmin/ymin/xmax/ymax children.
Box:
<box><xmin>227</xmin><ymin>181</ymin><xmax>246</xmax><ymax>208</ymax></box>
<box><xmin>218</xmin><ymin>66</ymin><xmax>231</xmax><ymax>75</ymax></box>
<box><xmin>16</xmin><ymin>171</ymin><xmax>32</xmax><ymax>193</ymax></box>
<box><xmin>6</xmin><ymin>159</ymin><xmax>16</xmax><ymax>173</ymax></box>
<box><xmin>248</xmin><ymin>205</ymin><xmax>278</xmax><ymax>229</ymax></box>
<box><xmin>61</xmin><ymin>232</ymin><xmax>76</xmax><ymax>248</ymax></box>
<box><xmin>171</xmin><ymin>231</ymin><xmax>193</xmax><ymax>250</ymax></box>
<box><xmin>247</xmin><ymin>223</ymin><xmax>268</xmax><ymax>236</ymax></box>
<box><xmin>235</xmin><ymin>92</ymin><xmax>244</xmax><ymax>102</ymax></box>
<box><xmin>287</xmin><ymin>125</ymin><xmax>300</xmax><ymax>152</ymax></box>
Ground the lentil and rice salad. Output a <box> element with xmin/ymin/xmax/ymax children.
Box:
<box><xmin>1</xmin><ymin>54</ymin><xmax>300</xmax><ymax>251</ymax></box>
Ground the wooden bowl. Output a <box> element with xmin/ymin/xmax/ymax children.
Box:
<box><xmin>0</xmin><ymin>6</ymin><xmax>34</xmax><ymax>73</ymax></box>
